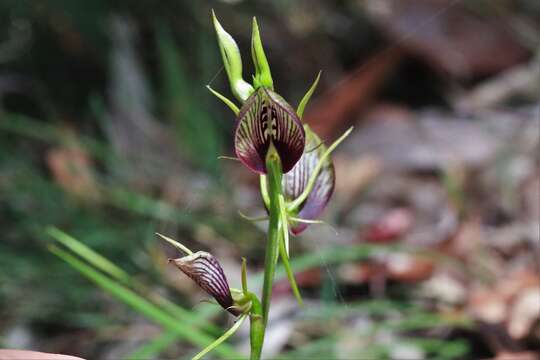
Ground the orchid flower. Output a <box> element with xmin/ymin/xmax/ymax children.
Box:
<box><xmin>210</xmin><ymin>7</ymin><xmax>352</xmax><ymax>312</ymax></box>
<box><xmin>235</xmin><ymin>87</ymin><xmax>305</xmax><ymax>174</ymax></box>
<box><xmin>283</xmin><ymin>126</ymin><xmax>335</xmax><ymax>234</ymax></box>
<box><xmin>158</xmin><ymin>233</ymin><xmax>264</xmax><ymax>360</ymax></box>
<box><xmin>158</xmin><ymin>233</ymin><xmax>244</xmax><ymax>315</ymax></box>
<box><xmin>209</xmin><ymin>12</ymin><xmax>305</xmax><ymax>175</ymax></box>
<box><xmin>170</xmin><ymin>251</ymin><xmax>242</xmax><ymax>316</ymax></box>
<box><xmin>170</xmin><ymin>12</ymin><xmax>354</xmax><ymax>360</ymax></box>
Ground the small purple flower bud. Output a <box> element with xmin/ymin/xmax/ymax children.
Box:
<box><xmin>235</xmin><ymin>87</ymin><xmax>305</xmax><ymax>174</ymax></box>
<box><xmin>171</xmin><ymin>251</ymin><xmax>241</xmax><ymax>316</ymax></box>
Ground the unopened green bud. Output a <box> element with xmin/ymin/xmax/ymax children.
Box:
<box><xmin>212</xmin><ymin>10</ymin><xmax>254</xmax><ymax>102</ymax></box>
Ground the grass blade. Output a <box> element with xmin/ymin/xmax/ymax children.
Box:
<box><xmin>126</xmin><ymin>331</ymin><xmax>181</xmax><ymax>360</ymax></box>
<box><xmin>49</xmin><ymin>245</ymin><xmax>244</xmax><ymax>360</ymax></box>
<box><xmin>47</xmin><ymin>227</ymin><xmax>130</xmax><ymax>283</ymax></box>
<box><xmin>47</xmin><ymin>227</ymin><xmax>220</xmax><ymax>335</ymax></box>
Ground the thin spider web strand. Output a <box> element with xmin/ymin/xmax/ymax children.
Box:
<box><xmin>205</xmin><ymin>65</ymin><xmax>225</xmax><ymax>87</ymax></box>
<box><xmin>313</xmin><ymin>234</ymin><xmax>348</xmax><ymax>307</ymax></box>
<box><xmin>310</xmin><ymin>0</ymin><xmax>464</xmax><ymax>306</ymax></box>
<box><xmin>343</xmin><ymin>0</ymin><xmax>464</xmax><ymax>78</ymax></box>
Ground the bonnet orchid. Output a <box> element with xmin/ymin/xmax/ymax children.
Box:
<box><xmin>235</xmin><ymin>87</ymin><xmax>305</xmax><ymax>174</ymax></box>
<box><xmin>158</xmin><ymin>233</ymin><xmax>264</xmax><ymax>360</ymax></box>
<box><xmin>164</xmin><ymin>12</ymin><xmax>352</xmax><ymax>360</ymax></box>
<box><xmin>283</xmin><ymin>125</ymin><xmax>352</xmax><ymax>235</ymax></box>
<box><xmin>209</xmin><ymin>11</ymin><xmax>306</xmax><ymax>174</ymax></box>
<box><xmin>158</xmin><ymin>233</ymin><xmax>244</xmax><ymax>315</ymax></box>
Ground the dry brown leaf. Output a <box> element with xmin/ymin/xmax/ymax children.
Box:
<box><xmin>46</xmin><ymin>147</ymin><xmax>99</xmax><ymax>201</ymax></box>
<box><xmin>338</xmin><ymin>263</ymin><xmax>375</xmax><ymax>285</ymax></box>
<box><xmin>507</xmin><ymin>287</ymin><xmax>540</xmax><ymax>339</ymax></box>
<box><xmin>468</xmin><ymin>270</ymin><xmax>540</xmax><ymax>334</ymax></box>
<box><xmin>385</xmin><ymin>252</ymin><xmax>434</xmax><ymax>282</ymax></box>
<box><xmin>469</xmin><ymin>288</ymin><xmax>508</xmax><ymax>324</ymax></box>
<box><xmin>363</xmin><ymin>207</ymin><xmax>414</xmax><ymax>243</ymax></box>
<box><xmin>334</xmin><ymin>154</ymin><xmax>381</xmax><ymax>200</ymax></box>
<box><xmin>494</xmin><ymin>351</ymin><xmax>540</xmax><ymax>360</ymax></box>
<box><xmin>449</xmin><ymin>218</ymin><xmax>484</xmax><ymax>259</ymax></box>
<box><xmin>304</xmin><ymin>48</ymin><xmax>403</xmax><ymax>139</ymax></box>
<box><xmin>421</xmin><ymin>272</ymin><xmax>467</xmax><ymax>305</ymax></box>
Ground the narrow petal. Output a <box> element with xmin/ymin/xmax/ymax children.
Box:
<box><xmin>296</xmin><ymin>71</ymin><xmax>321</xmax><ymax>119</ymax></box>
<box><xmin>171</xmin><ymin>251</ymin><xmax>240</xmax><ymax>316</ymax></box>
<box><xmin>283</xmin><ymin>126</ymin><xmax>335</xmax><ymax>235</ymax></box>
<box><xmin>235</xmin><ymin>88</ymin><xmax>305</xmax><ymax>174</ymax></box>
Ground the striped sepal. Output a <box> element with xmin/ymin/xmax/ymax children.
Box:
<box><xmin>235</xmin><ymin>88</ymin><xmax>305</xmax><ymax>174</ymax></box>
<box><xmin>283</xmin><ymin>126</ymin><xmax>335</xmax><ymax>235</ymax></box>
<box><xmin>171</xmin><ymin>251</ymin><xmax>240</xmax><ymax>316</ymax></box>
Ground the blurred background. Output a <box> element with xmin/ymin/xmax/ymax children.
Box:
<box><xmin>1</xmin><ymin>0</ymin><xmax>539</xmax><ymax>359</ymax></box>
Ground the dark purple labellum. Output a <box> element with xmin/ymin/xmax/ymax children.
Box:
<box><xmin>283</xmin><ymin>126</ymin><xmax>335</xmax><ymax>235</ymax></box>
<box><xmin>235</xmin><ymin>88</ymin><xmax>305</xmax><ymax>174</ymax></box>
<box><xmin>171</xmin><ymin>251</ymin><xmax>240</xmax><ymax>316</ymax></box>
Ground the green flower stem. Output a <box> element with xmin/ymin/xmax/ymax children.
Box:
<box><xmin>255</xmin><ymin>150</ymin><xmax>283</xmax><ymax>358</ymax></box>
<box><xmin>262</xmin><ymin>152</ymin><xmax>282</xmax><ymax>323</ymax></box>
<box><xmin>248</xmin><ymin>293</ymin><xmax>264</xmax><ymax>360</ymax></box>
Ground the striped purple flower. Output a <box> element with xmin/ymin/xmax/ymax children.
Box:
<box><xmin>283</xmin><ymin>126</ymin><xmax>335</xmax><ymax>235</ymax></box>
<box><xmin>171</xmin><ymin>251</ymin><xmax>240</xmax><ymax>316</ymax></box>
<box><xmin>235</xmin><ymin>87</ymin><xmax>305</xmax><ymax>174</ymax></box>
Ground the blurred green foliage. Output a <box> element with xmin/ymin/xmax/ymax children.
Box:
<box><xmin>0</xmin><ymin>1</ymin><xmax>233</xmax><ymax>354</ymax></box>
<box><xmin>3</xmin><ymin>0</ymin><xmax>533</xmax><ymax>358</ymax></box>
